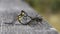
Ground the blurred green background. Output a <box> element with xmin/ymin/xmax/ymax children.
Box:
<box><xmin>25</xmin><ymin>0</ymin><xmax>60</xmax><ymax>32</ymax></box>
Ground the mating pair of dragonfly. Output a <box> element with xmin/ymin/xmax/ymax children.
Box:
<box><xmin>5</xmin><ymin>10</ymin><xmax>42</xmax><ymax>25</ymax></box>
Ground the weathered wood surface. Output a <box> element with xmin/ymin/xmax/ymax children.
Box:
<box><xmin>0</xmin><ymin>0</ymin><xmax>58</xmax><ymax>34</ymax></box>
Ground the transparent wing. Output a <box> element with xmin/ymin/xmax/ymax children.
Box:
<box><xmin>20</xmin><ymin>16</ymin><xmax>31</xmax><ymax>24</ymax></box>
